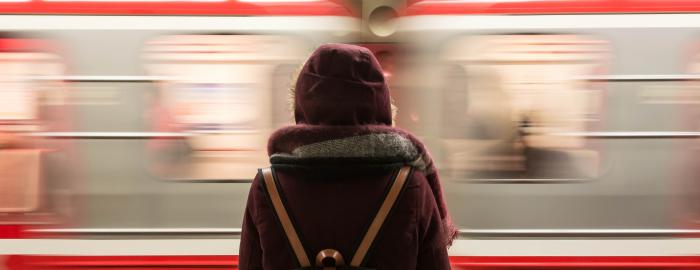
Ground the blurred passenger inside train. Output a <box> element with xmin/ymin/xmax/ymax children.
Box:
<box><xmin>239</xmin><ymin>44</ymin><xmax>456</xmax><ymax>270</ymax></box>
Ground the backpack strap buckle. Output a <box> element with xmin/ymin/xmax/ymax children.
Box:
<box><xmin>315</xmin><ymin>249</ymin><xmax>345</xmax><ymax>270</ymax></box>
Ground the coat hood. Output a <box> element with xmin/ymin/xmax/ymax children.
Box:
<box><xmin>294</xmin><ymin>43</ymin><xmax>392</xmax><ymax>126</ymax></box>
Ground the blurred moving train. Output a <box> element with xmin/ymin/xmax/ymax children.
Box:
<box><xmin>2</xmin><ymin>0</ymin><xmax>700</xmax><ymax>269</ymax></box>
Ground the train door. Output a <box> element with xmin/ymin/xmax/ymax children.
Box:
<box><xmin>145</xmin><ymin>34</ymin><xmax>307</xmax><ymax>181</ymax></box>
<box><xmin>356</xmin><ymin>44</ymin><xmax>413</xmax><ymax>128</ymax></box>
<box><xmin>683</xmin><ymin>46</ymin><xmax>700</xmax><ymax>230</ymax></box>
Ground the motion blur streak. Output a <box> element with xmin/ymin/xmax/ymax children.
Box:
<box><xmin>1</xmin><ymin>0</ymin><xmax>700</xmax><ymax>269</ymax></box>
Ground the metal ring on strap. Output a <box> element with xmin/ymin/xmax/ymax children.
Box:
<box><xmin>316</xmin><ymin>248</ymin><xmax>346</xmax><ymax>270</ymax></box>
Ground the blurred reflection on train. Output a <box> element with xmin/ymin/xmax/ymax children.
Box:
<box><xmin>398</xmin><ymin>0</ymin><xmax>700</xmax><ymax>235</ymax></box>
<box><xmin>0</xmin><ymin>0</ymin><xmax>357</xmax><ymax>234</ymax></box>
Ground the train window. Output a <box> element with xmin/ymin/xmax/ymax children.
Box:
<box><xmin>144</xmin><ymin>34</ymin><xmax>306</xmax><ymax>181</ymax></box>
<box><xmin>0</xmin><ymin>57</ymin><xmax>38</xmax><ymax>122</ymax></box>
<box><xmin>0</xmin><ymin>51</ymin><xmax>64</xmax><ymax>128</ymax></box>
<box><xmin>0</xmin><ymin>38</ymin><xmax>72</xmax><ymax>223</ymax></box>
<box><xmin>440</xmin><ymin>34</ymin><xmax>609</xmax><ymax>181</ymax></box>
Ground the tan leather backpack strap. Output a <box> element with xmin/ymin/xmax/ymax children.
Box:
<box><xmin>350</xmin><ymin>166</ymin><xmax>412</xmax><ymax>267</ymax></box>
<box><xmin>261</xmin><ymin>167</ymin><xmax>311</xmax><ymax>268</ymax></box>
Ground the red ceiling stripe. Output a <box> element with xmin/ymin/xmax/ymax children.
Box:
<box><xmin>406</xmin><ymin>0</ymin><xmax>700</xmax><ymax>15</ymax></box>
<box><xmin>0</xmin><ymin>1</ymin><xmax>352</xmax><ymax>16</ymax></box>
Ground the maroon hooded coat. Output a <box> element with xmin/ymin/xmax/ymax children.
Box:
<box><xmin>239</xmin><ymin>44</ymin><xmax>456</xmax><ymax>270</ymax></box>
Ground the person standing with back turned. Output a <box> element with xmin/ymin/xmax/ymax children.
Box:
<box><xmin>239</xmin><ymin>44</ymin><xmax>456</xmax><ymax>270</ymax></box>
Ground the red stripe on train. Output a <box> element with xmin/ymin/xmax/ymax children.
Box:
<box><xmin>0</xmin><ymin>226</ymin><xmax>26</xmax><ymax>239</ymax></box>
<box><xmin>5</xmin><ymin>255</ymin><xmax>700</xmax><ymax>269</ymax></box>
